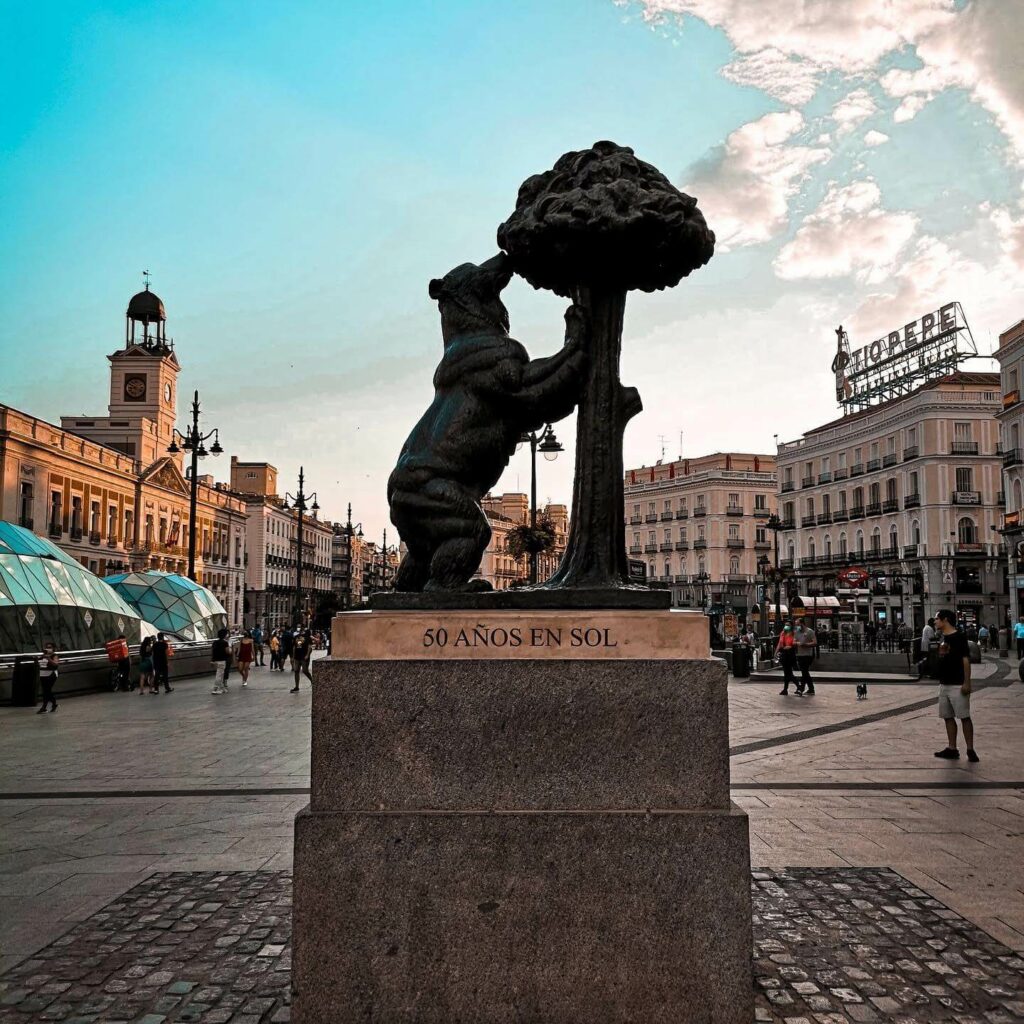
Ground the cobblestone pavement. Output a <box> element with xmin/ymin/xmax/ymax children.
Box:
<box><xmin>2</xmin><ymin>653</ymin><xmax>1023</xmax><ymax>976</ymax></box>
<box><xmin>1</xmin><ymin>867</ymin><xmax>1023</xmax><ymax>1023</ymax></box>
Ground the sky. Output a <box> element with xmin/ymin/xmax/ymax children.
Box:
<box><xmin>2</xmin><ymin>0</ymin><xmax>1022</xmax><ymax>540</ymax></box>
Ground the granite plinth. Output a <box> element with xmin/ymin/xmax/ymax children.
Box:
<box><xmin>292</xmin><ymin>806</ymin><xmax>753</xmax><ymax>1024</ymax></box>
<box><xmin>369</xmin><ymin>585</ymin><xmax>671</xmax><ymax>610</ymax></box>
<box><xmin>310</xmin><ymin>656</ymin><xmax>730</xmax><ymax>811</ymax></box>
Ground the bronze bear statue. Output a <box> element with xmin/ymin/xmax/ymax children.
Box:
<box><xmin>387</xmin><ymin>253</ymin><xmax>586</xmax><ymax>592</ymax></box>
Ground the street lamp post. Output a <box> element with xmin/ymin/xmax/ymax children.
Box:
<box><xmin>767</xmin><ymin>512</ymin><xmax>784</xmax><ymax>633</ymax></box>
<box><xmin>521</xmin><ymin>424</ymin><xmax>563</xmax><ymax>584</ymax></box>
<box><xmin>167</xmin><ymin>390</ymin><xmax>222</xmax><ymax>581</ymax></box>
<box><xmin>285</xmin><ymin>467</ymin><xmax>319</xmax><ymax>626</ymax></box>
<box><xmin>343</xmin><ymin>504</ymin><xmax>364</xmax><ymax>607</ymax></box>
<box><xmin>757</xmin><ymin>554</ymin><xmax>771</xmax><ymax>638</ymax></box>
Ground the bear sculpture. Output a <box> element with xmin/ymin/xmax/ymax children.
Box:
<box><xmin>387</xmin><ymin>253</ymin><xmax>586</xmax><ymax>592</ymax></box>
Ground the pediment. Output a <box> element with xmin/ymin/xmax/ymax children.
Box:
<box><xmin>141</xmin><ymin>456</ymin><xmax>190</xmax><ymax>495</ymax></box>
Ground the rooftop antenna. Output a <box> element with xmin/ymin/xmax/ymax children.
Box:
<box><xmin>678</xmin><ymin>430</ymin><xmax>684</xmax><ymax>460</ymax></box>
<box><xmin>657</xmin><ymin>434</ymin><xmax>667</xmax><ymax>461</ymax></box>
<box><xmin>142</xmin><ymin>269</ymin><xmax>151</xmax><ymax>290</ymax></box>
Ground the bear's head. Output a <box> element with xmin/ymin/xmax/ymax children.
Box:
<box><xmin>429</xmin><ymin>253</ymin><xmax>513</xmax><ymax>342</ymax></box>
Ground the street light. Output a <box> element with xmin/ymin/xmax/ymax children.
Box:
<box><xmin>167</xmin><ymin>389</ymin><xmax>222</xmax><ymax>581</ymax></box>
<box><xmin>766</xmin><ymin>512</ymin><xmax>784</xmax><ymax>632</ymax></box>
<box><xmin>520</xmin><ymin>423</ymin><xmax>563</xmax><ymax>584</ymax></box>
<box><xmin>285</xmin><ymin>467</ymin><xmax>319</xmax><ymax>626</ymax></box>
<box><xmin>757</xmin><ymin>554</ymin><xmax>771</xmax><ymax>638</ymax></box>
<box><xmin>341</xmin><ymin>504</ymin><xmax>364</xmax><ymax>607</ymax></box>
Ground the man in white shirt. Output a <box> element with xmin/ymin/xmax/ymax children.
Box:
<box><xmin>917</xmin><ymin>617</ymin><xmax>935</xmax><ymax>679</ymax></box>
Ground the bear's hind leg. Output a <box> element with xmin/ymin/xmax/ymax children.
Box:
<box><xmin>424</xmin><ymin>511</ymin><xmax>492</xmax><ymax>591</ymax></box>
<box><xmin>393</xmin><ymin>546</ymin><xmax>432</xmax><ymax>592</ymax></box>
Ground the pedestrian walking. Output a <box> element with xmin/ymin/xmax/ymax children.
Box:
<box><xmin>290</xmin><ymin>628</ymin><xmax>313</xmax><ymax>693</ymax></box>
<box><xmin>210</xmin><ymin>628</ymin><xmax>232</xmax><ymax>695</ymax></box>
<box><xmin>280</xmin><ymin>627</ymin><xmax>294</xmax><ymax>669</ymax></box>
<box><xmin>1013</xmin><ymin>616</ymin><xmax>1024</xmax><ymax>659</ymax></box>
<box><xmin>793</xmin><ymin>621</ymin><xmax>816</xmax><ymax>696</ymax></box>
<box><xmin>138</xmin><ymin>636</ymin><xmax>156</xmax><ymax>695</ymax></box>
<box><xmin>775</xmin><ymin>623</ymin><xmax>798</xmax><ymax>695</ymax></box>
<box><xmin>917</xmin><ymin>617</ymin><xmax>935</xmax><ymax>679</ymax></box>
<box><xmin>36</xmin><ymin>642</ymin><xmax>59</xmax><ymax>713</ymax></box>
<box><xmin>252</xmin><ymin>624</ymin><xmax>265</xmax><ymax>666</ymax></box>
<box><xmin>269</xmin><ymin>631</ymin><xmax>281</xmax><ymax>671</ymax></box>
<box><xmin>152</xmin><ymin>633</ymin><xmax>174</xmax><ymax>693</ymax></box>
<box><xmin>933</xmin><ymin>608</ymin><xmax>979</xmax><ymax>763</ymax></box>
<box><xmin>978</xmin><ymin>623</ymin><xmax>989</xmax><ymax>651</ymax></box>
<box><xmin>236</xmin><ymin>631</ymin><xmax>255</xmax><ymax>686</ymax></box>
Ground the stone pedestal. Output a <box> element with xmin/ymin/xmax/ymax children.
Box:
<box><xmin>292</xmin><ymin>609</ymin><xmax>753</xmax><ymax>1023</ymax></box>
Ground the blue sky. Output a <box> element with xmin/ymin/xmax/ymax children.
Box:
<box><xmin>2</xmin><ymin>1</ymin><xmax>1022</xmax><ymax>538</ymax></box>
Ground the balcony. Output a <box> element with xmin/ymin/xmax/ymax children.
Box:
<box><xmin>753</xmin><ymin>507</ymin><xmax>771</xmax><ymax>518</ymax></box>
<box><xmin>629</xmin><ymin>515</ymin><xmax>642</xmax><ymax>524</ymax></box>
<box><xmin>865</xmin><ymin>502</ymin><xmax>882</xmax><ymax>516</ymax></box>
<box><xmin>781</xmin><ymin>481</ymin><xmax>795</xmax><ymax>493</ymax></box>
<box><xmin>801</xmin><ymin>476</ymin><xmax>815</xmax><ymax>488</ymax></box>
<box><xmin>694</xmin><ymin>539</ymin><xmax>708</xmax><ymax>549</ymax></box>
<box><xmin>818</xmin><ymin>471</ymin><xmax>832</xmax><ymax>484</ymax></box>
<box><xmin>675</xmin><ymin>509</ymin><xmax>689</xmax><ymax>519</ymax></box>
<box><xmin>954</xmin><ymin>542</ymin><xmax>985</xmax><ymax>556</ymax></box>
<box><xmin>726</xmin><ymin>505</ymin><xmax>743</xmax><ymax>516</ymax></box>
<box><xmin>903</xmin><ymin>544</ymin><xmax>919</xmax><ymax>558</ymax></box>
<box><xmin>866</xmin><ymin>458</ymin><xmax>881</xmax><ymax>472</ymax></box>
<box><xmin>628</xmin><ymin>545</ymin><xmax>642</xmax><ymax>554</ymax></box>
<box><xmin>951</xmin><ymin>441</ymin><xmax>979</xmax><ymax>455</ymax></box>
<box><xmin>904</xmin><ymin>493</ymin><xmax>921</xmax><ymax>509</ymax></box>
<box><xmin>659</xmin><ymin>542</ymin><xmax>675</xmax><ymax>552</ymax></box>
<box><xmin>48</xmin><ymin>522</ymin><xmax>62</xmax><ymax>539</ymax></box>
<box><xmin>644</xmin><ymin>543</ymin><xmax>658</xmax><ymax>553</ymax></box>
<box><xmin>1004</xmin><ymin>511</ymin><xmax>1021</xmax><ymax>530</ymax></box>
<box><xmin>780</xmin><ymin>518</ymin><xmax>795</xmax><ymax>531</ymax></box>
<box><xmin>754</xmin><ymin>538</ymin><xmax>770</xmax><ymax>549</ymax></box>
<box><xmin>70</xmin><ymin>526</ymin><xmax>83</xmax><ymax>541</ymax></box>
<box><xmin>801</xmin><ymin>515</ymin><xmax>816</xmax><ymax>528</ymax></box>
<box><xmin>882</xmin><ymin>498</ymin><xmax>899</xmax><ymax>514</ymax></box>
<box><xmin>1003</xmin><ymin>389</ymin><xmax>1020</xmax><ymax>409</ymax></box>
<box><xmin>849</xmin><ymin>505</ymin><xmax>865</xmax><ymax>520</ymax></box>
<box><xmin>89</xmin><ymin>530</ymin><xmax>101</xmax><ymax>545</ymax></box>
<box><xmin>833</xmin><ymin>468</ymin><xmax>848</xmax><ymax>481</ymax></box>
<box><xmin>645</xmin><ymin>514</ymin><xmax>658</xmax><ymax>523</ymax></box>
<box><xmin>832</xmin><ymin>509</ymin><xmax>849</xmax><ymax>523</ymax></box>
<box><xmin>726</xmin><ymin>574</ymin><xmax>748</xmax><ymax>583</ymax></box>
<box><xmin>726</xmin><ymin>538</ymin><xmax>745</xmax><ymax>548</ymax></box>
<box><xmin>1004</xmin><ymin>448</ymin><xmax>1022</xmax><ymax>468</ymax></box>
<box><xmin>883</xmin><ymin>453</ymin><xmax>898</xmax><ymax>467</ymax></box>
<box><xmin>107</xmin><ymin>537</ymin><xmax>119</xmax><ymax>548</ymax></box>
<box><xmin>780</xmin><ymin>558</ymin><xmax>794</xmax><ymax>569</ymax></box>
<box><xmin>816</xmin><ymin>512</ymin><xmax>832</xmax><ymax>525</ymax></box>
<box><xmin>660</xmin><ymin>511</ymin><xmax>674</xmax><ymax>521</ymax></box>
<box><xmin>850</xmin><ymin>463</ymin><xmax>864</xmax><ymax>476</ymax></box>
<box><xmin>951</xmin><ymin>490</ymin><xmax>981</xmax><ymax>505</ymax></box>
<box><xmin>693</xmin><ymin>507</ymin><xmax>707</xmax><ymax>518</ymax></box>
<box><xmin>903</xmin><ymin>445</ymin><xmax>919</xmax><ymax>461</ymax></box>
<box><xmin>675</xmin><ymin>541</ymin><xmax>689</xmax><ymax>551</ymax></box>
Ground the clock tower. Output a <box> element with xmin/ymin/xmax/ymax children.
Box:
<box><xmin>62</xmin><ymin>281</ymin><xmax>181</xmax><ymax>468</ymax></box>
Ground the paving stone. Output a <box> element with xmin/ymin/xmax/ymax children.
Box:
<box><xmin>1</xmin><ymin>868</ymin><xmax>1023</xmax><ymax>1023</ymax></box>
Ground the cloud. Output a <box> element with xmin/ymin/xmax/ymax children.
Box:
<box><xmin>773</xmin><ymin>179</ymin><xmax>918</xmax><ymax>284</ymax></box>
<box><xmin>682</xmin><ymin>110</ymin><xmax>830</xmax><ymax>250</ymax></box>
<box><xmin>832</xmin><ymin>88</ymin><xmax>876</xmax><ymax>135</ymax></box>
<box><xmin>863</xmin><ymin>129</ymin><xmax>889</xmax><ymax>147</ymax></box>
<box><xmin>631</xmin><ymin>1</ymin><xmax>1024</xmax><ymax>163</ymax></box>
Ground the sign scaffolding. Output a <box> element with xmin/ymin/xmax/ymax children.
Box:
<box><xmin>832</xmin><ymin>301</ymin><xmax>977</xmax><ymax>413</ymax></box>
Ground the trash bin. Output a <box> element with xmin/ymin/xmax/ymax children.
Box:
<box><xmin>11</xmin><ymin>657</ymin><xmax>38</xmax><ymax>707</ymax></box>
<box><xmin>732</xmin><ymin>644</ymin><xmax>751</xmax><ymax>679</ymax></box>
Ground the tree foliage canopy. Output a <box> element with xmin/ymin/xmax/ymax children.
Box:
<box><xmin>505</xmin><ymin>518</ymin><xmax>557</xmax><ymax>561</ymax></box>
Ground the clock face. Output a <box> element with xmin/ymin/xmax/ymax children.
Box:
<box><xmin>124</xmin><ymin>375</ymin><xmax>147</xmax><ymax>401</ymax></box>
<box><xmin>164</xmin><ymin>383</ymin><xmax>172</xmax><ymax>403</ymax></box>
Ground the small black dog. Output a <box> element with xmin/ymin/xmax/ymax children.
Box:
<box><xmin>856</xmin><ymin>682</ymin><xmax>869</xmax><ymax>700</ymax></box>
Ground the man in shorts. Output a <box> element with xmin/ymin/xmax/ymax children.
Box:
<box><xmin>933</xmin><ymin>608</ymin><xmax>979</xmax><ymax>762</ymax></box>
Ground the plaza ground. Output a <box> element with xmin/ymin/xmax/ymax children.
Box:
<box><xmin>1</xmin><ymin>653</ymin><xmax>1023</xmax><ymax>1018</ymax></box>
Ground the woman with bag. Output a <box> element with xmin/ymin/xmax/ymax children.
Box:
<box><xmin>775</xmin><ymin>622</ymin><xmax>798</xmax><ymax>696</ymax></box>
<box><xmin>236</xmin><ymin>631</ymin><xmax>255</xmax><ymax>687</ymax></box>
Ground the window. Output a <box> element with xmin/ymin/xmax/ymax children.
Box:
<box><xmin>698</xmin><ymin>557</ymin><xmax>706</xmax><ymax>575</ymax></box>
<box><xmin>664</xmin><ymin>561</ymin><xmax>671</xmax><ymax>578</ymax></box>
<box><xmin>856</xmin><ymin>530</ymin><xmax>864</xmax><ymax>555</ymax></box>
<box><xmin>679</xmin><ymin>554</ymin><xmax>686</xmax><ymax>574</ymax></box>
<box><xmin>824</xmin><ymin>534</ymin><xmax>832</xmax><ymax>557</ymax></box>
<box><xmin>804</xmin><ymin>461</ymin><xmax>813</xmax><ymax>479</ymax></box>
<box><xmin>647</xmin><ymin>501</ymin><xmax>656</xmax><ymax>514</ymax></box>
<box><xmin>870</xmin><ymin>442</ymin><xmax>879</xmax><ymax>459</ymax></box>
<box><xmin>695</xmin><ymin>495</ymin><xmax>706</xmax><ymax>511</ymax></box>
<box><xmin>632</xmin><ymin>532</ymin><xmax>640</xmax><ymax>546</ymax></box>
<box><xmin>869</xmin><ymin>482</ymin><xmax>880</xmax><ymax>504</ymax></box>
<box><xmin>145</xmin><ymin>514</ymin><xmax>154</xmax><ymax>544</ymax></box>
<box><xmin>754</xmin><ymin>494</ymin><xmax>767</xmax><ymax>510</ymax></box>
<box><xmin>648</xmin><ymin>531</ymin><xmax>656</xmax><ymax>544</ymax></box>
<box><xmin>906</xmin><ymin>426</ymin><xmax>917</xmax><ymax>447</ymax></box>
<box><xmin>729</xmin><ymin>556</ymin><xmax>740</xmax><ymax>575</ymax></box>
<box><xmin>786</xmin><ymin>542</ymin><xmax>795</xmax><ymax>563</ymax></box>
<box><xmin>839</xmin><ymin>532</ymin><xmax>847</xmax><ymax>556</ymax></box>
<box><xmin>49</xmin><ymin>491</ymin><xmax>62</xmax><ymax>530</ymax></box>
<box><xmin>853</xmin><ymin>487</ymin><xmax>863</xmax><ymax>507</ymax></box>
<box><xmin>680</xmin><ymin>527</ymin><xmax>687</xmax><ymax>541</ymax></box>
<box><xmin>805</xmin><ymin>497</ymin><xmax>814</xmax><ymax>516</ymax></box>
<box><xmin>955</xmin><ymin>467</ymin><xmax>973</xmax><ymax>491</ymax></box>
<box><xmin>912</xmin><ymin>520</ymin><xmax>921</xmax><ymax>545</ymax></box>
<box><xmin>958</xmin><ymin>517</ymin><xmax>976</xmax><ymax>544</ymax></box>
<box><xmin>159</xmin><ymin>518</ymin><xmax>167</xmax><ymax>543</ymax></box>
<box><xmin>808</xmin><ymin>537</ymin><xmax>816</xmax><ymax>558</ymax></box>
<box><xmin>697</xmin><ymin>525</ymin><xmax>705</xmax><ymax>540</ymax></box>
<box><xmin>871</xmin><ymin>527</ymin><xmax>881</xmax><ymax>553</ymax></box>
<box><xmin>1010</xmin><ymin>367</ymin><xmax>1019</xmax><ymax>392</ymax></box>
<box><xmin>71</xmin><ymin>496</ymin><xmax>83</xmax><ymax>532</ymax></box>
<box><xmin>784</xmin><ymin>467</ymin><xmax>793</xmax><ymax>484</ymax></box>
<box><xmin>822</xmin><ymin>493</ymin><xmax>831</xmax><ymax>515</ymax></box>
<box><xmin>837</xmin><ymin>451</ymin><xmax>847</xmax><ymax>469</ymax></box>
<box><xmin>107</xmin><ymin>505</ymin><xmax>117</xmax><ymax>539</ymax></box>
<box><xmin>909</xmin><ymin>471</ymin><xmax>919</xmax><ymax>495</ymax></box>
<box><xmin>954</xmin><ymin>422</ymin><xmax>972</xmax><ymax>441</ymax></box>
<box><xmin>678</xmin><ymin>497</ymin><xmax>687</xmax><ymax>510</ymax></box>
<box><xmin>1014</xmin><ymin>423</ymin><xmax>1021</xmax><ymax>450</ymax></box>
<box><xmin>886</xmin><ymin>478</ymin><xmax>897</xmax><ymax>501</ymax></box>
<box><xmin>889</xmin><ymin>525</ymin><xmax>898</xmax><ymax>551</ymax></box>
<box><xmin>664</xmin><ymin>529</ymin><xmax>672</xmax><ymax>543</ymax></box>
<box><xmin>784</xmin><ymin>501</ymin><xmax>794</xmax><ymax>521</ymax></box>
<box><xmin>90</xmin><ymin>501</ymin><xmax>100</xmax><ymax>533</ymax></box>
<box><xmin>728</xmin><ymin>523</ymin><xmax>739</xmax><ymax>539</ymax></box>
<box><xmin>663</xmin><ymin>499</ymin><xmax>671</xmax><ymax>512</ymax></box>
<box><xmin>755</xmin><ymin>526</ymin><xmax>766</xmax><ymax>544</ymax></box>
<box><xmin>838</xmin><ymin>490</ymin><xmax>847</xmax><ymax>510</ymax></box>
<box><xmin>18</xmin><ymin>482</ymin><xmax>33</xmax><ymax>528</ymax></box>
<box><xmin>728</xmin><ymin>492</ymin><xmax>739</xmax><ymax>506</ymax></box>
<box><xmin>887</xmin><ymin>436</ymin><xmax>896</xmax><ymax>455</ymax></box>
<box><xmin>854</xmin><ymin>447</ymin><xmax>862</xmax><ymax>463</ymax></box>
<box><xmin>1016</xmin><ymin>479</ymin><xmax>1024</xmax><ymax>512</ymax></box>
<box><xmin>632</xmin><ymin>503</ymin><xmax>640</xmax><ymax>516</ymax></box>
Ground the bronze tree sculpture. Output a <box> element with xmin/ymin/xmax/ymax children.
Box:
<box><xmin>498</xmin><ymin>141</ymin><xmax>715</xmax><ymax>593</ymax></box>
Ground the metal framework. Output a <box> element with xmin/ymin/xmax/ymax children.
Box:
<box><xmin>833</xmin><ymin>301</ymin><xmax>977</xmax><ymax>413</ymax></box>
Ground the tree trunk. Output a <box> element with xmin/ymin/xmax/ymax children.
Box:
<box><xmin>545</xmin><ymin>285</ymin><xmax>640</xmax><ymax>590</ymax></box>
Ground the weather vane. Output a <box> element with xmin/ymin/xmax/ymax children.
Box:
<box><xmin>142</xmin><ymin>269</ymin><xmax>151</xmax><ymax>290</ymax></box>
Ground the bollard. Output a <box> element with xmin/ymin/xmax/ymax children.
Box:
<box><xmin>999</xmin><ymin>627</ymin><xmax>1010</xmax><ymax>659</ymax></box>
